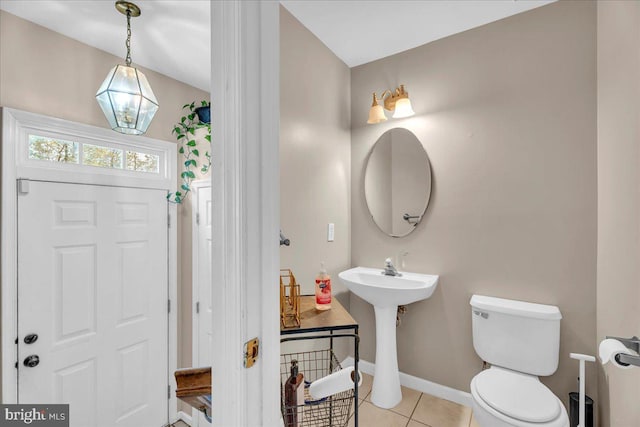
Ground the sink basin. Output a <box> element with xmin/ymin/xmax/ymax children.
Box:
<box><xmin>338</xmin><ymin>267</ymin><xmax>438</xmax><ymax>308</ymax></box>
<box><xmin>339</xmin><ymin>267</ymin><xmax>439</xmax><ymax>409</ymax></box>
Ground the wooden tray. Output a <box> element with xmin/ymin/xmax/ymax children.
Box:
<box><xmin>174</xmin><ymin>367</ymin><xmax>212</xmax><ymax>415</ymax></box>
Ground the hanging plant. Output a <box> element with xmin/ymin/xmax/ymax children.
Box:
<box><xmin>167</xmin><ymin>101</ymin><xmax>211</xmax><ymax>204</ymax></box>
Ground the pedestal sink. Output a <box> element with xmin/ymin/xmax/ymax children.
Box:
<box><xmin>339</xmin><ymin>267</ymin><xmax>438</xmax><ymax>409</ymax></box>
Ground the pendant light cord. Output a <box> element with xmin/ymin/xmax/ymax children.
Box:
<box><xmin>125</xmin><ymin>8</ymin><xmax>132</xmax><ymax>66</ymax></box>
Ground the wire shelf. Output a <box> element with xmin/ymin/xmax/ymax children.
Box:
<box><xmin>281</xmin><ymin>349</ymin><xmax>354</xmax><ymax>427</ymax></box>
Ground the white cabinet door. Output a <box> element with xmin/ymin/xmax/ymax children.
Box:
<box><xmin>17</xmin><ymin>181</ymin><xmax>168</xmax><ymax>427</ymax></box>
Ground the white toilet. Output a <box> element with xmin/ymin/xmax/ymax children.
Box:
<box><xmin>469</xmin><ymin>295</ymin><xmax>569</xmax><ymax>427</ymax></box>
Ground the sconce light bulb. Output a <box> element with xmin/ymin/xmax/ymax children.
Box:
<box><xmin>392</xmin><ymin>97</ymin><xmax>415</xmax><ymax>119</ymax></box>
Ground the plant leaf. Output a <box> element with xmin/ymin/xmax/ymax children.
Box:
<box><xmin>187</xmin><ymin>140</ymin><xmax>197</xmax><ymax>147</ymax></box>
<box><xmin>192</xmin><ymin>149</ymin><xmax>200</xmax><ymax>157</ymax></box>
<box><xmin>205</xmin><ymin>135</ymin><xmax>211</xmax><ymax>142</ymax></box>
<box><xmin>178</xmin><ymin>147</ymin><xmax>185</xmax><ymax>154</ymax></box>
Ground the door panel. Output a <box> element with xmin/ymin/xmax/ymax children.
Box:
<box><xmin>18</xmin><ymin>181</ymin><xmax>168</xmax><ymax>427</ymax></box>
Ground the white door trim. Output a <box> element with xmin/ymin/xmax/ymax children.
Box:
<box><xmin>190</xmin><ymin>179</ymin><xmax>210</xmax><ymax>427</ymax></box>
<box><xmin>210</xmin><ymin>1</ymin><xmax>280</xmax><ymax>425</ymax></box>
<box><xmin>1</xmin><ymin>108</ymin><xmax>178</xmax><ymax>424</ymax></box>
<box><xmin>191</xmin><ymin>179</ymin><xmax>210</xmax><ymax>369</ymax></box>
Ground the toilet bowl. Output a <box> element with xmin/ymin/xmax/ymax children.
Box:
<box><xmin>470</xmin><ymin>367</ymin><xmax>568</xmax><ymax>427</ymax></box>
<box><xmin>469</xmin><ymin>295</ymin><xmax>568</xmax><ymax>427</ymax></box>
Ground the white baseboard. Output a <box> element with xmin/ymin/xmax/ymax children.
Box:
<box><xmin>341</xmin><ymin>357</ymin><xmax>472</xmax><ymax>408</ymax></box>
<box><xmin>175</xmin><ymin>411</ymin><xmax>193</xmax><ymax>426</ymax></box>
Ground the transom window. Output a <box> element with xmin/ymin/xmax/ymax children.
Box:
<box><xmin>28</xmin><ymin>134</ymin><xmax>160</xmax><ymax>174</ymax></box>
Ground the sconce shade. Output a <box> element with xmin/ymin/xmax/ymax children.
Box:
<box><xmin>368</xmin><ymin>104</ymin><xmax>387</xmax><ymax>124</ymax></box>
<box><xmin>392</xmin><ymin>97</ymin><xmax>415</xmax><ymax>119</ymax></box>
<box><xmin>96</xmin><ymin>64</ymin><xmax>159</xmax><ymax>135</ymax></box>
<box><xmin>367</xmin><ymin>93</ymin><xmax>388</xmax><ymax>124</ymax></box>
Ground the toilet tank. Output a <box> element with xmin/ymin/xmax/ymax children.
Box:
<box><xmin>470</xmin><ymin>295</ymin><xmax>562</xmax><ymax>376</ymax></box>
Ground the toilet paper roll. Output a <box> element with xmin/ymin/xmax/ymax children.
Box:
<box><xmin>599</xmin><ymin>338</ymin><xmax>637</xmax><ymax>370</ymax></box>
<box><xmin>308</xmin><ymin>367</ymin><xmax>363</xmax><ymax>400</ymax></box>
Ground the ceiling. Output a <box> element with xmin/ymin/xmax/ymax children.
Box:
<box><xmin>0</xmin><ymin>0</ymin><xmax>556</xmax><ymax>91</ymax></box>
<box><xmin>281</xmin><ymin>0</ymin><xmax>556</xmax><ymax>67</ymax></box>
<box><xmin>0</xmin><ymin>0</ymin><xmax>211</xmax><ymax>91</ymax></box>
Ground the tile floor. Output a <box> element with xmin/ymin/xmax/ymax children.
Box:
<box><xmin>172</xmin><ymin>373</ymin><xmax>480</xmax><ymax>427</ymax></box>
<box><xmin>347</xmin><ymin>374</ymin><xmax>480</xmax><ymax>427</ymax></box>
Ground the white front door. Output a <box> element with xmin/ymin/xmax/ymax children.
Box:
<box><xmin>192</xmin><ymin>183</ymin><xmax>212</xmax><ymax>426</ymax></box>
<box><xmin>17</xmin><ymin>181</ymin><xmax>168</xmax><ymax>427</ymax></box>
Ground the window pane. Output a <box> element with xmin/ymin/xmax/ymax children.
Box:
<box><xmin>83</xmin><ymin>144</ymin><xmax>123</xmax><ymax>169</ymax></box>
<box><xmin>126</xmin><ymin>151</ymin><xmax>159</xmax><ymax>173</ymax></box>
<box><xmin>28</xmin><ymin>135</ymin><xmax>79</xmax><ymax>164</ymax></box>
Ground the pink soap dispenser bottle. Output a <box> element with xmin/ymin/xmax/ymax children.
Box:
<box><xmin>315</xmin><ymin>262</ymin><xmax>331</xmax><ymax>310</ymax></box>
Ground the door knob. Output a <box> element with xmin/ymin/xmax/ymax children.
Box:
<box><xmin>23</xmin><ymin>355</ymin><xmax>39</xmax><ymax>368</ymax></box>
<box><xmin>24</xmin><ymin>334</ymin><xmax>38</xmax><ymax>344</ymax></box>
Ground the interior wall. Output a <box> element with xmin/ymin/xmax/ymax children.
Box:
<box><xmin>350</xmin><ymin>0</ymin><xmax>597</xmax><ymax>405</ymax></box>
<box><xmin>596</xmin><ymin>1</ymin><xmax>640</xmax><ymax>426</ymax></box>
<box><xmin>0</xmin><ymin>10</ymin><xmax>209</xmax><ymax>405</ymax></box>
<box><xmin>279</xmin><ymin>6</ymin><xmax>351</xmax><ymax>355</ymax></box>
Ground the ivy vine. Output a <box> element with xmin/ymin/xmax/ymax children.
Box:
<box><xmin>167</xmin><ymin>101</ymin><xmax>211</xmax><ymax>204</ymax></box>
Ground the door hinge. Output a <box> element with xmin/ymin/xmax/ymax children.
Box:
<box><xmin>168</xmin><ymin>385</ymin><xmax>171</xmax><ymax>399</ymax></box>
<box><xmin>196</xmin><ymin>212</ymin><xmax>200</xmax><ymax>225</ymax></box>
<box><xmin>17</xmin><ymin>179</ymin><xmax>30</xmax><ymax>194</ymax></box>
<box><xmin>243</xmin><ymin>337</ymin><xmax>259</xmax><ymax>369</ymax></box>
<box><xmin>196</xmin><ymin>301</ymin><xmax>200</xmax><ymax>314</ymax></box>
<box><xmin>167</xmin><ymin>213</ymin><xmax>171</xmax><ymax>228</ymax></box>
<box><xmin>168</xmin><ymin>299</ymin><xmax>171</xmax><ymax>314</ymax></box>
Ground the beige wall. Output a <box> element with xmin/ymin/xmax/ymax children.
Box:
<box><xmin>0</xmin><ymin>10</ymin><xmax>209</xmax><ymax>402</ymax></box>
<box><xmin>596</xmin><ymin>1</ymin><xmax>640</xmax><ymax>426</ymax></box>
<box><xmin>350</xmin><ymin>0</ymin><xmax>597</xmax><ymax>406</ymax></box>
<box><xmin>279</xmin><ymin>7</ymin><xmax>351</xmax><ymax>299</ymax></box>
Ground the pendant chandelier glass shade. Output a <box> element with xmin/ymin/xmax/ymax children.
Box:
<box><xmin>96</xmin><ymin>1</ymin><xmax>158</xmax><ymax>135</ymax></box>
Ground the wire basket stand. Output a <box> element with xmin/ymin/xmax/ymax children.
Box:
<box><xmin>281</xmin><ymin>349</ymin><xmax>354</xmax><ymax>427</ymax></box>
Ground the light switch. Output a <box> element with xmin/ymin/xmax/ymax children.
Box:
<box><xmin>327</xmin><ymin>223</ymin><xmax>335</xmax><ymax>242</ymax></box>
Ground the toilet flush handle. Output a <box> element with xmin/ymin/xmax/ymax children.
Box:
<box><xmin>473</xmin><ymin>310</ymin><xmax>488</xmax><ymax>319</ymax></box>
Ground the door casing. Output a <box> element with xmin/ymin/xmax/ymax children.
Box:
<box><xmin>1</xmin><ymin>108</ymin><xmax>178</xmax><ymax>423</ymax></box>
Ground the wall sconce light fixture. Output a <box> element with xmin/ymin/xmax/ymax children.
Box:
<box><xmin>367</xmin><ymin>84</ymin><xmax>415</xmax><ymax>124</ymax></box>
<box><xmin>96</xmin><ymin>1</ymin><xmax>159</xmax><ymax>135</ymax></box>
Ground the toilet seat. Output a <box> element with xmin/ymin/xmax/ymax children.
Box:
<box><xmin>475</xmin><ymin>367</ymin><xmax>560</xmax><ymax>422</ymax></box>
<box><xmin>471</xmin><ymin>367</ymin><xmax>568</xmax><ymax>427</ymax></box>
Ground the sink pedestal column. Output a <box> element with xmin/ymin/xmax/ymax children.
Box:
<box><xmin>370</xmin><ymin>305</ymin><xmax>402</xmax><ymax>409</ymax></box>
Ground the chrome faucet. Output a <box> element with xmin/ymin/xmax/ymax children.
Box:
<box><xmin>383</xmin><ymin>258</ymin><xmax>402</xmax><ymax>276</ymax></box>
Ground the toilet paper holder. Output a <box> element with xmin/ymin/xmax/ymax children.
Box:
<box><xmin>605</xmin><ymin>335</ymin><xmax>640</xmax><ymax>367</ymax></box>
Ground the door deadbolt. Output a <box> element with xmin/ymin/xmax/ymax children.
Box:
<box><xmin>24</xmin><ymin>334</ymin><xmax>38</xmax><ymax>344</ymax></box>
<box><xmin>23</xmin><ymin>355</ymin><xmax>39</xmax><ymax>368</ymax></box>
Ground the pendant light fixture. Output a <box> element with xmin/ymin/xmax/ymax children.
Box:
<box><xmin>96</xmin><ymin>1</ymin><xmax>158</xmax><ymax>135</ymax></box>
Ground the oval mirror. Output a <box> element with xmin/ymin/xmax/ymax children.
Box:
<box><xmin>364</xmin><ymin>128</ymin><xmax>432</xmax><ymax>237</ymax></box>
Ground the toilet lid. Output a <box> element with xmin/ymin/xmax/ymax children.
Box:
<box><xmin>475</xmin><ymin>369</ymin><xmax>561</xmax><ymax>423</ymax></box>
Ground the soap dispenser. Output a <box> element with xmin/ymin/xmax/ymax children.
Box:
<box><xmin>315</xmin><ymin>262</ymin><xmax>332</xmax><ymax>310</ymax></box>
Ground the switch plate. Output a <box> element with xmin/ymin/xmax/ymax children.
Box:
<box><xmin>327</xmin><ymin>223</ymin><xmax>335</xmax><ymax>242</ymax></box>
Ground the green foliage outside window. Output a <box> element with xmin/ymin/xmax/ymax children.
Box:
<box><xmin>29</xmin><ymin>135</ymin><xmax>79</xmax><ymax>163</ymax></box>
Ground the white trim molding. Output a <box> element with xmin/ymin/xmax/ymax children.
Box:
<box><xmin>342</xmin><ymin>357</ymin><xmax>473</xmax><ymax>408</ymax></box>
<box><xmin>210</xmin><ymin>1</ymin><xmax>280</xmax><ymax>426</ymax></box>
<box><xmin>175</xmin><ymin>410</ymin><xmax>193</xmax><ymax>426</ymax></box>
